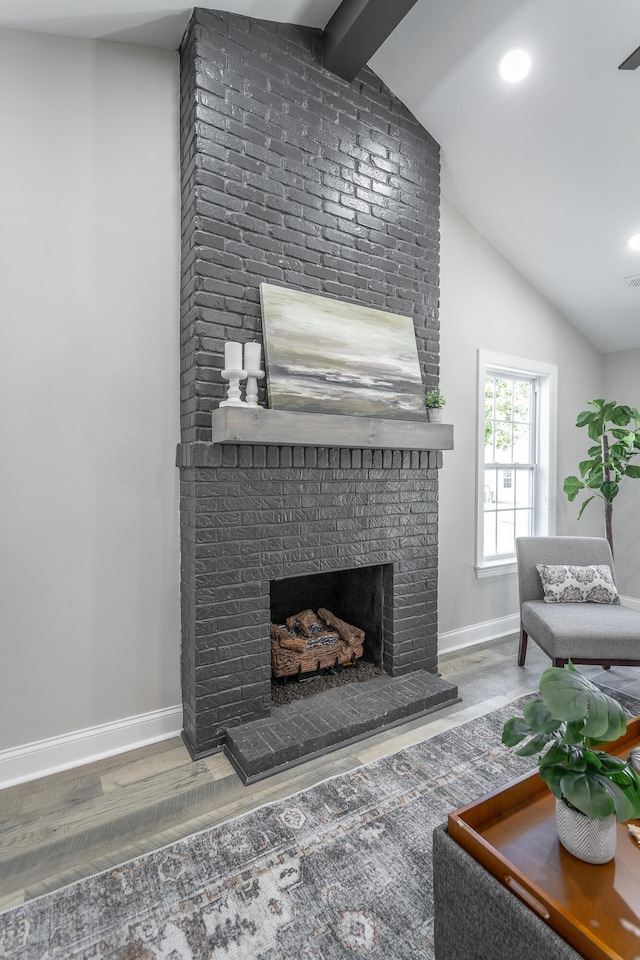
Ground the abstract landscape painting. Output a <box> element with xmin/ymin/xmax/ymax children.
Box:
<box><xmin>259</xmin><ymin>283</ymin><xmax>427</xmax><ymax>420</ymax></box>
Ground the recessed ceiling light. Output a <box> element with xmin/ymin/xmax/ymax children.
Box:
<box><xmin>628</xmin><ymin>233</ymin><xmax>640</xmax><ymax>252</ymax></box>
<box><xmin>499</xmin><ymin>49</ymin><xmax>531</xmax><ymax>83</ymax></box>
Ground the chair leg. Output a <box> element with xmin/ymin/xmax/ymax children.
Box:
<box><xmin>603</xmin><ymin>664</ymin><xmax>611</xmax><ymax>671</ymax></box>
<box><xmin>517</xmin><ymin>627</ymin><xmax>528</xmax><ymax>666</ymax></box>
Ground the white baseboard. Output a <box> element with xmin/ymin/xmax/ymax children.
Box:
<box><xmin>438</xmin><ymin>613</ymin><xmax>520</xmax><ymax>655</ymax></box>
<box><xmin>0</xmin><ymin>705</ymin><xmax>182</xmax><ymax>790</ymax></box>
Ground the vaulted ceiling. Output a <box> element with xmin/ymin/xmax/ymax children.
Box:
<box><xmin>3</xmin><ymin>0</ymin><xmax>639</xmax><ymax>353</ymax></box>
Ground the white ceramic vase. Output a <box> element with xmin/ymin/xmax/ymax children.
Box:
<box><xmin>427</xmin><ymin>407</ymin><xmax>444</xmax><ymax>422</ymax></box>
<box><xmin>555</xmin><ymin>797</ymin><xmax>617</xmax><ymax>864</ymax></box>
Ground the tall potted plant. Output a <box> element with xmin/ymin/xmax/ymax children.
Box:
<box><xmin>502</xmin><ymin>662</ymin><xmax>640</xmax><ymax>863</ymax></box>
<box><xmin>563</xmin><ymin>399</ymin><xmax>640</xmax><ymax>555</ymax></box>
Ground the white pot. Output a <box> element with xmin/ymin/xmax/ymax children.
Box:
<box><xmin>555</xmin><ymin>797</ymin><xmax>617</xmax><ymax>864</ymax></box>
<box><xmin>427</xmin><ymin>407</ymin><xmax>444</xmax><ymax>422</ymax></box>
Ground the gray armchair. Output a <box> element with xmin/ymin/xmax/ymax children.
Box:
<box><xmin>516</xmin><ymin>536</ymin><xmax>640</xmax><ymax>668</ymax></box>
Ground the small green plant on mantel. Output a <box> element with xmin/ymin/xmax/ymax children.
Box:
<box><xmin>424</xmin><ymin>386</ymin><xmax>446</xmax><ymax>408</ymax></box>
<box><xmin>502</xmin><ymin>662</ymin><xmax>640</xmax><ymax>821</ymax></box>
<box><xmin>563</xmin><ymin>399</ymin><xmax>640</xmax><ymax>556</ymax></box>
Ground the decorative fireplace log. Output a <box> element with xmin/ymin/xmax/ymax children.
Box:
<box><xmin>269</xmin><ymin>624</ymin><xmax>308</xmax><ymax>652</ymax></box>
<box><xmin>271</xmin><ymin>608</ymin><xmax>364</xmax><ymax>678</ymax></box>
<box><xmin>318</xmin><ymin>608</ymin><xmax>365</xmax><ymax>644</ymax></box>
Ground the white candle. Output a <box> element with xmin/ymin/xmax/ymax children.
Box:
<box><xmin>224</xmin><ymin>341</ymin><xmax>242</xmax><ymax>370</ymax></box>
<box><xmin>244</xmin><ymin>341</ymin><xmax>262</xmax><ymax>371</ymax></box>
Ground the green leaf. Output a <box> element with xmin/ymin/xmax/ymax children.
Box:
<box><xmin>560</xmin><ymin>770</ymin><xmax>615</xmax><ymax>819</ymax></box>
<box><xmin>540</xmin><ymin>667</ymin><xmax>590</xmax><ymax>721</ymax></box>
<box><xmin>561</xmin><ymin>719</ymin><xmax>586</xmax><ymax>745</ymax></box>
<box><xmin>563</xmin><ymin>476</ymin><xmax>584</xmax><ymax>501</ymax></box>
<box><xmin>587</xmin><ymin>419</ymin><xmax>604</xmax><ymax>441</ymax></box>
<box><xmin>586</xmin><ymin>466</ymin><xmax>604</xmax><ymax>487</ymax></box>
<box><xmin>539</xmin><ymin>765</ymin><xmax>564</xmax><ymax>799</ymax></box>
<box><xmin>608</xmin><ymin>443</ymin><xmax>627</xmax><ymax>459</ymax></box>
<box><xmin>576</xmin><ymin>410</ymin><xmax>597</xmax><ymax>427</ymax></box>
<box><xmin>582</xmin><ymin>750</ymin><xmax>604</xmax><ymax>772</ymax></box>
<box><xmin>539</xmin><ymin>741</ymin><xmax>572</xmax><ymax>768</ymax></box>
<box><xmin>540</xmin><ymin>666</ymin><xmax>627</xmax><ymax>744</ymax></box>
<box><xmin>603</xmin><ymin>780</ymin><xmax>640</xmax><ymax>822</ymax></box>
<box><xmin>522</xmin><ymin>698</ymin><xmax>562</xmax><ymax>734</ymax></box>
<box><xmin>611</xmin><ymin>430</ymin><xmax>637</xmax><ymax>451</ymax></box>
<box><xmin>576</xmin><ymin>496</ymin><xmax>595</xmax><ymax>520</ymax></box>
<box><xmin>585</xmin><ymin>696</ymin><xmax>627</xmax><ymax>744</ymax></box>
<box><xmin>625</xmin><ymin>464</ymin><xmax>640</xmax><ymax>479</ymax></box>
<box><xmin>596</xmin><ymin>754</ymin><xmax>627</xmax><ymax>778</ymax></box>
<box><xmin>578</xmin><ymin>459</ymin><xmax>595</xmax><ymax>478</ymax></box>
<box><xmin>610</xmin><ymin>405</ymin><xmax>632</xmax><ymax>426</ymax></box>
<box><xmin>600</xmin><ymin>480</ymin><xmax>620</xmax><ymax>502</ymax></box>
<box><xmin>539</xmin><ymin>666</ymin><xmax>602</xmax><ymax>723</ymax></box>
<box><xmin>587</xmin><ymin>445</ymin><xmax>602</xmax><ymax>457</ymax></box>
<box><xmin>563</xmin><ymin>747</ymin><xmax>587</xmax><ymax>771</ymax></box>
<box><xmin>582</xmin><ymin>692</ymin><xmax>616</xmax><ymax>739</ymax></box>
<box><xmin>501</xmin><ymin>716</ymin><xmax>531</xmax><ymax>747</ymax></box>
<box><xmin>515</xmin><ymin>733</ymin><xmax>553</xmax><ymax>757</ymax></box>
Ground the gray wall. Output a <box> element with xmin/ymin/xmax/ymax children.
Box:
<box><xmin>437</xmin><ymin>201</ymin><xmax>605</xmax><ymax>644</ymax></box>
<box><xmin>0</xmin><ymin>28</ymin><xmax>182</xmax><ymax>759</ymax></box>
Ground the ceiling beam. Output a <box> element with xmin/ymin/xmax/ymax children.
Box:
<box><xmin>323</xmin><ymin>0</ymin><xmax>419</xmax><ymax>82</ymax></box>
<box><xmin>619</xmin><ymin>44</ymin><xmax>640</xmax><ymax>70</ymax></box>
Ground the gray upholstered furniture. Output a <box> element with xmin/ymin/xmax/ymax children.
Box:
<box><xmin>432</xmin><ymin>824</ymin><xmax>584</xmax><ymax>960</ymax></box>
<box><xmin>516</xmin><ymin>535</ymin><xmax>640</xmax><ymax>668</ymax></box>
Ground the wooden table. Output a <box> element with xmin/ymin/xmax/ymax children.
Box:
<box><xmin>448</xmin><ymin>717</ymin><xmax>640</xmax><ymax>960</ymax></box>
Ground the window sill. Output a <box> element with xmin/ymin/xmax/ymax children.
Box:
<box><xmin>476</xmin><ymin>561</ymin><xmax>518</xmax><ymax>580</ymax></box>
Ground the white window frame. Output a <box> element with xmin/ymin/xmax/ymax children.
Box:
<box><xmin>476</xmin><ymin>350</ymin><xmax>558</xmax><ymax>579</ymax></box>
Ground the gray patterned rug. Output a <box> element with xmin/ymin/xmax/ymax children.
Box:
<box><xmin>3</xmin><ymin>687</ymin><xmax>639</xmax><ymax>960</ymax></box>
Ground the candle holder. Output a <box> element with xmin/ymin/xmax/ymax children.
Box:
<box><xmin>244</xmin><ymin>367</ymin><xmax>265</xmax><ymax>407</ymax></box>
<box><xmin>220</xmin><ymin>367</ymin><xmax>247</xmax><ymax>407</ymax></box>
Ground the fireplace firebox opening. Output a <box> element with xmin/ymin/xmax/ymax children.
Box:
<box><xmin>269</xmin><ymin>564</ymin><xmax>391</xmax><ymax>678</ymax></box>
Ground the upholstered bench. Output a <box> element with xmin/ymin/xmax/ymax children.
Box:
<box><xmin>432</xmin><ymin>824</ymin><xmax>584</xmax><ymax>960</ymax></box>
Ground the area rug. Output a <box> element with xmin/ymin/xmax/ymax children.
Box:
<box><xmin>3</xmin><ymin>687</ymin><xmax>639</xmax><ymax>960</ymax></box>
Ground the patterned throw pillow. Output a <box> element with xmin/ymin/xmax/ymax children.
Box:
<box><xmin>535</xmin><ymin>564</ymin><xmax>620</xmax><ymax>604</ymax></box>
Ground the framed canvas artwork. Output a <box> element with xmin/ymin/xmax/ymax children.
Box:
<box><xmin>259</xmin><ymin>283</ymin><xmax>426</xmax><ymax>421</ymax></box>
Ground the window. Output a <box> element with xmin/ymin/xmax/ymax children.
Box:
<box><xmin>476</xmin><ymin>351</ymin><xmax>558</xmax><ymax>578</ymax></box>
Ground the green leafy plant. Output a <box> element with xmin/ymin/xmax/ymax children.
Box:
<box><xmin>563</xmin><ymin>399</ymin><xmax>640</xmax><ymax>554</ymax></box>
<box><xmin>484</xmin><ymin>375</ymin><xmax>530</xmax><ymax>451</ymax></box>
<box><xmin>502</xmin><ymin>663</ymin><xmax>640</xmax><ymax>821</ymax></box>
<box><xmin>424</xmin><ymin>386</ymin><xmax>446</xmax><ymax>408</ymax></box>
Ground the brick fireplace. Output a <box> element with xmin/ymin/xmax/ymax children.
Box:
<box><xmin>177</xmin><ymin>9</ymin><xmax>457</xmax><ymax>776</ymax></box>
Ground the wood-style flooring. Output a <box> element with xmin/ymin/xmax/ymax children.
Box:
<box><xmin>2</xmin><ymin>635</ymin><xmax>639</xmax><ymax>912</ymax></box>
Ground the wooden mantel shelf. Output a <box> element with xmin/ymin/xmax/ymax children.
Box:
<box><xmin>211</xmin><ymin>407</ymin><xmax>454</xmax><ymax>451</ymax></box>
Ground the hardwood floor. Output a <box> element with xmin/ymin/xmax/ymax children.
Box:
<box><xmin>1</xmin><ymin>634</ymin><xmax>639</xmax><ymax>913</ymax></box>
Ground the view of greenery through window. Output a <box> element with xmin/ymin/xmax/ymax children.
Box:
<box><xmin>483</xmin><ymin>374</ymin><xmax>535</xmax><ymax>559</ymax></box>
